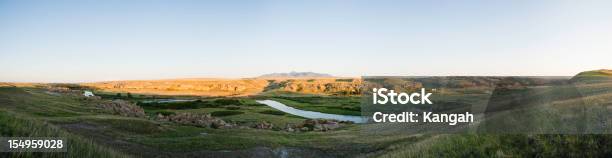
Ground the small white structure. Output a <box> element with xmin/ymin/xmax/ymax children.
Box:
<box><xmin>83</xmin><ymin>91</ymin><xmax>95</xmax><ymax>97</ymax></box>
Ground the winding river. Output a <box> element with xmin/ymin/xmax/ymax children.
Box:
<box><xmin>141</xmin><ymin>99</ymin><xmax>367</xmax><ymax>123</ymax></box>
<box><xmin>256</xmin><ymin>100</ymin><xmax>367</xmax><ymax>123</ymax></box>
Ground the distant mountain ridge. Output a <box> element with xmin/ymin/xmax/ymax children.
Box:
<box><xmin>258</xmin><ymin>71</ymin><xmax>333</xmax><ymax>78</ymax></box>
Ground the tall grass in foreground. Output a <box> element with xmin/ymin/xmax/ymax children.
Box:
<box><xmin>0</xmin><ymin>110</ymin><xmax>131</xmax><ymax>158</ymax></box>
<box><xmin>379</xmin><ymin>134</ymin><xmax>612</xmax><ymax>158</ymax></box>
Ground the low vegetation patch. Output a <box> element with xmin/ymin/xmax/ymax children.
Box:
<box><xmin>213</xmin><ymin>99</ymin><xmax>242</xmax><ymax>105</ymax></box>
<box><xmin>155</xmin><ymin>110</ymin><xmax>176</xmax><ymax>116</ymax></box>
<box><xmin>225</xmin><ymin>105</ymin><xmax>241</xmax><ymax>110</ymax></box>
<box><xmin>271</xmin><ymin>96</ymin><xmax>362</xmax><ymax>116</ymax></box>
<box><xmin>138</xmin><ymin>98</ymin><xmax>264</xmax><ymax>110</ymax></box>
<box><xmin>259</xmin><ymin>110</ymin><xmax>285</xmax><ymax>116</ymax></box>
<box><xmin>388</xmin><ymin>134</ymin><xmax>612</xmax><ymax>157</ymax></box>
<box><xmin>211</xmin><ymin>110</ymin><xmax>244</xmax><ymax>117</ymax></box>
<box><xmin>88</xmin><ymin>117</ymin><xmax>162</xmax><ymax>134</ymax></box>
<box><xmin>335</xmin><ymin>79</ymin><xmax>354</xmax><ymax>82</ymax></box>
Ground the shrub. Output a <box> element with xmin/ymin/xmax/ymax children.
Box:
<box><xmin>259</xmin><ymin>110</ymin><xmax>285</xmax><ymax>116</ymax></box>
<box><xmin>156</xmin><ymin>110</ymin><xmax>175</xmax><ymax>116</ymax></box>
<box><xmin>137</xmin><ymin>99</ymin><xmax>256</xmax><ymax>110</ymax></box>
<box><xmin>213</xmin><ymin>99</ymin><xmax>243</xmax><ymax>106</ymax></box>
<box><xmin>246</xmin><ymin>103</ymin><xmax>265</xmax><ymax>106</ymax></box>
<box><xmin>342</xmin><ymin>105</ymin><xmax>361</xmax><ymax>111</ymax></box>
<box><xmin>335</xmin><ymin>78</ymin><xmax>354</xmax><ymax>82</ymax></box>
<box><xmin>138</xmin><ymin>102</ymin><xmax>197</xmax><ymax>109</ymax></box>
<box><xmin>225</xmin><ymin>106</ymin><xmax>240</xmax><ymax>110</ymax></box>
<box><xmin>211</xmin><ymin>111</ymin><xmax>244</xmax><ymax>117</ymax></box>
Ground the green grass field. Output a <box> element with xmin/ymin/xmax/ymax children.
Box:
<box><xmin>269</xmin><ymin>96</ymin><xmax>362</xmax><ymax>116</ymax></box>
<box><xmin>0</xmin><ymin>87</ymin><xmax>418</xmax><ymax>157</ymax></box>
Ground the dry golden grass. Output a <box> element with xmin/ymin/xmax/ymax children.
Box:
<box><xmin>79</xmin><ymin>78</ymin><xmax>362</xmax><ymax>96</ymax></box>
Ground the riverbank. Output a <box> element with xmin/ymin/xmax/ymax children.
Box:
<box><xmin>267</xmin><ymin>96</ymin><xmax>362</xmax><ymax>116</ymax></box>
<box><xmin>256</xmin><ymin>100</ymin><xmax>367</xmax><ymax>123</ymax></box>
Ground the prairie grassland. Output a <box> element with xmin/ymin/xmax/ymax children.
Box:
<box><xmin>0</xmin><ymin>87</ymin><xmax>420</xmax><ymax>157</ymax></box>
<box><xmin>1</xmin><ymin>71</ymin><xmax>612</xmax><ymax>157</ymax></box>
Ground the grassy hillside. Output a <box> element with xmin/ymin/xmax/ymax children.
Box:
<box><xmin>575</xmin><ymin>69</ymin><xmax>612</xmax><ymax>77</ymax></box>
<box><xmin>571</xmin><ymin>69</ymin><xmax>612</xmax><ymax>84</ymax></box>
<box><xmin>375</xmin><ymin>71</ymin><xmax>612</xmax><ymax>157</ymax></box>
<box><xmin>2</xmin><ymin>70</ymin><xmax>612</xmax><ymax>157</ymax></box>
<box><xmin>0</xmin><ymin>111</ymin><xmax>129</xmax><ymax>158</ymax></box>
<box><xmin>0</xmin><ymin>87</ymin><xmax>129</xmax><ymax>158</ymax></box>
<box><xmin>378</xmin><ymin>134</ymin><xmax>612</xmax><ymax>157</ymax></box>
<box><xmin>0</xmin><ymin>87</ymin><xmax>418</xmax><ymax>157</ymax></box>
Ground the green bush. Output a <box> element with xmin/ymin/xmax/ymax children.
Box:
<box><xmin>245</xmin><ymin>103</ymin><xmax>265</xmax><ymax>106</ymax></box>
<box><xmin>210</xmin><ymin>111</ymin><xmax>244</xmax><ymax>117</ymax></box>
<box><xmin>156</xmin><ymin>110</ymin><xmax>175</xmax><ymax>116</ymax></box>
<box><xmin>341</xmin><ymin>105</ymin><xmax>361</xmax><ymax>111</ymax></box>
<box><xmin>213</xmin><ymin>99</ymin><xmax>243</xmax><ymax>106</ymax></box>
<box><xmin>138</xmin><ymin>98</ymin><xmax>257</xmax><ymax>110</ymax></box>
<box><xmin>259</xmin><ymin>110</ymin><xmax>285</xmax><ymax>116</ymax></box>
<box><xmin>225</xmin><ymin>106</ymin><xmax>240</xmax><ymax>110</ymax></box>
<box><xmin>138</xmin><ymin>98</ymin><xmax>265</xmax><ymax>110</ymax></box>
<box><xmin>138</xmin><ymin>100</ymin><xmax>216</xmax><ymax>109</ymax></box>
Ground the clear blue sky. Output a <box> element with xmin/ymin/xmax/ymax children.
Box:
<box><xmin>1</xmin><ymin>0</ymin><xmax>611</xmax><ymax>82</ymax></box>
